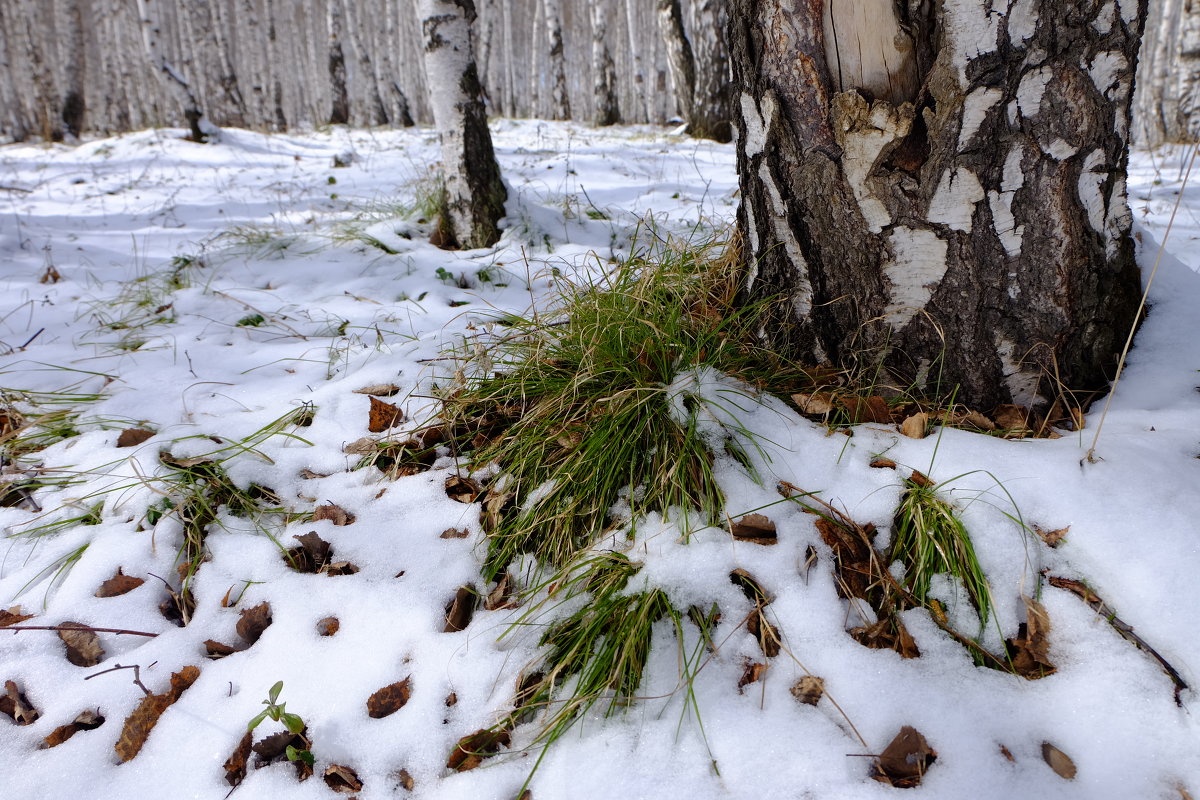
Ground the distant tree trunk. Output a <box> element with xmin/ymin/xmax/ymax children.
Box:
<box><xmin>418</xmin><ymin>0</ymin><xmax>506</xmax><ymax>250</ymax></box>
<box><xmin>591</xmin><ymin>3</ymin><xmax>620</xmax><ymax>126</ymax></box>
<box><xmin>1137</xmin><ymin>0</ymin><xmax>1200</xmax><ymax>144</ymax></box>
<box><xmin>656</xmin><ymin>0</ymin><xmax>696</xmax><ymax>124</ymax></box>
<box><xmin>327</xmin><ymin>0</ymin><xmax>351</xmax><ymax>124</ymax></box>
<box><xmin>57</xmin><ymin>0</ymin><xmax>87</xmax><ymax>139</ymax></box>
<box><xmin>688</xmin><ymin>0</ymin><xmax>732</xmax><ymax>141</ymax></box>
<box><xmin>730</xmin><ymin>0</ymin><xmax>1147</xmax><ymax>411</ymax></box>
<box><xmin>623</xmin><ymin>0</ymin><xmax>650</xmax><ymax>121</ymax></box>
<box><xmin>543</xmin><ymin>0</ymin><xmax>570</xmax><ymax>120</ymax></box>
<box><xmin>134</xmin><ymin>0</ymin><xmax>213</xmax><ymax>141</ymax></box>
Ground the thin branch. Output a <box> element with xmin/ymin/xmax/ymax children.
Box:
<box><xmin>1</xmin><ymin>624</ymin><xmax>159</xmax><ymax>637</ymax></box>
<box><xmin>85</xmin><ymin>662</ymin><xmax>153</xmax><ymax>695</ymax></box>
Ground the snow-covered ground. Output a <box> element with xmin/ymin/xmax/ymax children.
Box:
<box><xmin>0</xmin><ymin>123</ymin><xmax>1198</xmax><ymax>800</ymax></box>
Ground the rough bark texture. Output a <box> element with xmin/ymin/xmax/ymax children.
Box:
<box><xmin>418</xmin><ymin>0</ymin><xmax>507</xmax><ymax>250</ymax></box>
<box><xmin>543</xmin><ymin>0</ymin><xmax>571</xmax><ymax>120</ymax></box>
<box><xmin>657</xmin><ymin>0</ymin><xmax>697</xmax><ymax>123</ymax></box>
<box><xmin>730</xmin><ymin>0</ymin><xmax>1147</xmax><ymax>410</ymax></box>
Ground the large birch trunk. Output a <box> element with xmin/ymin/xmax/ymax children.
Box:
<box><xmin>134</xmin><ymin>0</ymin><xmax>213</xmax><ymax>141</ymax></box>
<box><xmin>730</xmin><ymin>0</ymin><xmax>1148</xmax><ymax>411</ymax></box>
<box><xmin>657</xmin><ymin>0</ymin><xmax>696</xmax><ymax>124</ymax></box>
<box><xmin>1136</xmin><ymin>0</ymin><xmax>1200</xmax><ymax>144</ymax></box>
<box><xmin>688</xmin><ymin>0</ymin><xmax>733</xmax><ymax>142</ymax></box>
<box><xmin>418</xmin><ymin>0</ymin><xmax>506</xmax><ymax>250</ymax></box>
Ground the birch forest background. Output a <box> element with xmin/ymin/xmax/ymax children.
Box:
<box><xmin>0</xmin><ymin>0</ymin><xmax>1195</xmax><ymax>145</ymax></box>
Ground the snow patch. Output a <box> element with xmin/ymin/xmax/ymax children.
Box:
<box><xmin>928</xmin><ymin>167</ymin><xmax>984</xmax><ymax>232</ymax></box>
<box><xmin>881</xmin><ymin>227</ymin><xmax>949</xmax><ymax>331</ymax></box>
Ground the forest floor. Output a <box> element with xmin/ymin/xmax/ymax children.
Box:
<box><xmin>0</xmin><ymin>122</ymin><xmax>1198</xmax><ymax>800</ymax></box>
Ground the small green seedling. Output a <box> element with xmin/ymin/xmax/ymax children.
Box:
<box><xmin>248</xmin><ymin>681</ymin><xmax>315</xmax><ymax>766</ymax></box>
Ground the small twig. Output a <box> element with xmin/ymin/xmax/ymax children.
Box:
<box><xmin>1</xmin><ymin>624</ymin><xmax>159</xmax><ymax>638</ymax></box>
<box><xmin>85</xmin><ymin>662</ymin><xmax>153</xmax><ymax>695</ymax></box>
<box><xmin>0</xmin><ymin>185</ymin><xmax>32</xmax><ymax>193</ymax></box>
<box><xmin>18</xmin><ymin>328</ymin><xmax>44</xmax><ymax>350</ymax></box>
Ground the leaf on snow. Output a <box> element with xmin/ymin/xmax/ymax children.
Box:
<box><xmin>439</xmin><ymin>527</ymin><xmax>469</xmax><ymax>539</ymax></box>
<box><xmin>367</xmin><ymin>396</ymin><xmax>405</xmax><ymax>433</ymax></box>
<box><xmin>353</xmin><ymin>383</ymin><xmax>400</xmax><ymax>397</ymax></box>
<box><xmin>116</xmin><ymin>428</ymin><xmax>155</xmax><ymax>448</ymax></box>
<box><xmin>1033</xmin><ymin>524</ymin><xmax>1069</xmax><ymax>548</ymax></box>
<box><xmin>323</xmin><ymin>764</ymin><xmax>364</xmax><ymax>794</ymax></box>
<box><xmin>444</xmin><ymin>586</ymin><xmax>477</xmax><ymax>633</ymax></box>
<box><xmin>484</xmin><ymin>573</ymin><xmax>517</xmax><ymax>611</ymax></box>
<box><xmin>1041</xmin><ymin>741</ymin><xmax>1077</xmax><ymax>779</ymax></box>
<box><xmin>737</xmin><ymin>661</ymin><xmax>767</xmax><ymax>692</ymax></box>
<box><xmin>313</xmin><ymin>503</ymin><xmax>356</xmax><ymax>526</ymax></box>
<box><xmin>95</xmin><ymin>567</ymin><xmax>145</xmax><ymax>598</ymax></box>
<box><xmin>900</xmin><ymin>412</ymin><xmax>930</xmax><ymax>439</ymax></box>
<box><xmin>730</xmin><ymin>513</ymin><xmax>777</xmax><ymax>545</ymax></box>
<box><xmin>1005</xmin><ymin>596</ymin><xmax>1056</xmax><ymax>679</ymax></box>
<box><xmin>446</xmin><ymin>728</ymin><xmax>510</xmax><ymax>772</ymax></box>
<box><xmin>57</xmin><ymin>622</ymin><xmax>105</xmax><ymax>667</ymax></box>
<box><xmin>235</xmin><ymin>602</ymin><xmax>272</xmax><ymax>646</ymax></box>
<box><xmin>791</xmin><ymin>392</ymin><xmax>835</xmax><ymax>415</ymax></box>
<box><xmin>445</xmin><ymin>475</ymin><xmax>483</xmax><ymax>503</ymax></box>
<box><xmin>286</xmin><ymin>531</ymin><xmax>333</xmax><ymax>573</ymax></box>
<box><xmin>0</xmin><ymin>606</ymin><xmax>34</xmax><ymax>627</ymax></box>
<box><xmin>223</xmin><ymin>729</ymin><xmax>253</xmax><ymax>787</ymax></box>
<box><xmin>114</xmin><ymin>665</ymin><xmax>200</xmax><ymax>762</ymax></box>
<box><xmin>1</xmin><ymin>679</ymin><xmax>39</xmax><ymax>725</ymax></box>
<box><xmin>366</xmin><ymin>677</ymin><xmax>412</xmax><ymax>719</ymax></box>
<box><xmin>872</xmin><ymin>725</ymin><xmax>937</xmax><ymax>787</ymax></box>
<box><xmin>42</xmin><ymin>709</ymin><xmax>104</xmax><ymax>748</ymax></box>
<box><xmin>316</xmin><ymin>617</ymin><xmax>340</xmax><ymax>636</ymax></box>
<box><xmin>789</xmin><ymin>675</ymin><xmax>825</xmax><ymax>706</ymax></box>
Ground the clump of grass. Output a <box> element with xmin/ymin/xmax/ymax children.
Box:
<box><xmin>889</xmin><ymin>474</ymin><xmax>994</xmax><ymax>628</ymax></box>
<box><xmin>442</xmin><ymin>231</ymin><xmax>814</xmax><ymax>579</ymax></box>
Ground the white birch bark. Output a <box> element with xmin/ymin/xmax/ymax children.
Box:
<box><xmin>134</xmin><ymin>0</ymin><xmax>214</xmax><ymax>140</ymax></box>
<box><xmin>591</xmin><ymin>2</ymin><xmax>620</xmax><ymax>125</ymax></box>
<box><xmin>417</xmin><ymin>0</ymin><xmax>506</xmax><ymax>249</ymax></box>
<box><xmin>543</xmin><ymin>0</ymin><xmax>570</xmax><ymax>120</ymax></box>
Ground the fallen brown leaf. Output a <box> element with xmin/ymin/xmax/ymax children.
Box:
<box><xmin>1041</xmin><ymin>741</ymin><xmax>1076</xmax><ymax>779</ymax></box>
<box><xmin>235</xmin><ymin>602</ymin><xmax>272</xmax><ymax>646</ymax></box>
<box><xmin>1</xmin><ymin>679</ymin><xmax>39</xmax><ymax>725</ymax></box>
<box><xmin>203</xmin><ymin>640</ymin><xmax>241</xmax><ymax>659</ymax></box>
<box><xmin>869</xmin><ymin>457</ymin><xmax>897</xmax><ymax>470</ymax></box>
<box><xmin>873</xmin><ymin>726</ymin><xmax>936</xmax><ymax>787</ymax></box>
<box><xmin>444</xmin><ymin>586</ymin><xmax>476</xmax><ymax>633</ymax></box>
<box><xmin>287</xmin><ymin>531</ymin><xmax>333</xmax><ymax>572</ymax></box>
<box><xmin>0</xmin><ymin>606</ymin><xmax>34</xmax><ymax>627</ymax></box>
<box><xmin>368</xmin><ymin>396</ymin><xmax>405</xmax><ymax>432</ymax></box>
<box><xmin>729</xmin><ymin>569</ymin><xmax>772</xmax><ymax>605</ymax></box>
<box><xmin>790</xmin><ymin>675</ymin><xmax>825</xmax><ymax>706</ymax></box>
<box><xmin>993</xmin><ymin>404</ymin><xmax>1034</xmax><ymax>430</ymax></box>
<box><xmin>737</xmin><ymin>661</ymin><xmax>767</xmax><ymax>691</ymax></box>
<box><xmin>900</xmin><ymin>412</ymin><xmax>930</xmax><ymax>439</ymax></box>
<box><xmin>42</xmin><ymin>709</ymin><xmax>104</xmax><ymax>748</ymax></box>
<box><xmin>730</xmin><ymin>513</ymin><xmax>777</xmax><ymax>545</ymax></box>
<box><xmin>445</xmin><ymin>475</ymin><xmax>483</xmax><ymax>503</ymax></box>
<box><xmin>114</xmin><ymin>665</ymin><xmax>200</xmax><ymax>762</ymax></box>
<box><xmin>323</xmin><ymin>561</ymin><xmax>360</xmax><ymax>576</ymax></box>
<box><xmin>851</xmin><ymin>616</ymin><xmax>921</xmax><ymax>659</ymax></box>
<box><xmin>252</xmin><ymin>728</ymin><xmax>313</xmax><ymax>780</ymax></box>
<box><xmin>746</xmin><ymin>609</ymin><xmax>781</xmax><ymax>658</ymax></box>
<box><xmin>484</xmin><ymin>573</ymin><xmax>517</xmax><ymax>611</ymax></box>
<box><xmin>354</xmin><ymin>383</ymin><xmax>400</xmax><ymax>397</ymax></box>
<box><xmin>223</xmin><ymin>729</ymin><xmax>253</xmax><ymax>787</ymax></box>
<box><xmin>1034</xmin><ymin>525</ymin><xmax>1069</xmax><ymax>548</ymax></box>
<box><xmin>954</xmin><ymin>410</ymin><xmax>996</xmax><ymax>431</ymax></box>
<box><xmin>909</xmin><ymin>469</ymin><xmax>935</xmax><ymax>488</ymax></box>
<box><xmin>116</xmin><ymin>428</ymin><xmax>155</xmax><ymax>448</ymax></box>
<box><xmin>323</xmin><ymin>764</ymin><xmax>364</xmax><ymax>794</ymax></box>
<box><xmin>367</xmin><ymin>677</ymin><xmax>413</xmax><ymax>719</ymax></box>
<box><xmin>41</xmin><ymin>264</ymin><xmax>62</xmax><ymax>284</ymax></box>
<box><xmin>999</xmin><ymin>744</ymin><xmax>1015</xmax><ymax>762</ymax></box>
<box><xmin>445</xmin><ymin>692</ymin><xmax>458</xmax><ymax>707</ymax></box>
<box><xmin>316</xmin><ymin>617</ymin><xmax>340</xmax><ymax>636</ymax></box>
<box><xmin>439</xmin><ymin>527</ymin><xmax>469</xmax><ymax>539</ymax></box>
<box><xmin>313</xmin><ymin>503</ymin><xmax>356</xmax><ymax>526</ymax></box>
<box><xmin>447</xmin><ymin>729</ymin><xmax>510</xmax><ymax>772</ymax></box>
<box><xmin>840</xmin><ymin>395</ymin><xmax>892</xmax><ymax>424</ymax></box>
<box><xmin>394</xmin><ymin>769</ymin><xmax>415</xmax><ymax>791</ymax></box>
<box><xmin>1006</xmin><ymin>597</ymin><xmax>1056</xmax><ymax>679</ymax></box>
<box><xmin>58</xmin><ymin>622</ymin><xmax>105</xmax><ymax>667</ymax></box>
<box><xmin>343</xmin><ymin>437</ymin><xmax>379</xmax><ymax>456</ymax></box>
<box><xmin>96</xmin><ymin>568</ymin><xmax>145</xmax><ymax>598</ymax></box>
<box><xmin>792</xmin><ymin>392</ymin><xmax>835</xmax><ymax>415</ymax></box>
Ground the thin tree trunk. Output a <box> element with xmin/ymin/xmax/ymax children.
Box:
<box><xmin>543</xmin><ymin>0</ymin><xmax>570</xmax><ymax>120</ymax></box>
<box><xmin>591</xmin><ymin>3</ymin><xmax>620</xmax><ymax>126</ymax></box>
<box><xmin>730</xmin><ymin>0</ymin><xmax>1148</xmax><ymax>411</ymax></box>
<box><xmin>688</xmin><ymin>0</ymin><xmax>732</xmax><ymax>141</ymax></box>
<box><xmin>656</xmin><ymin>0</ymin><xmax>695</xmax><ymax>124</ymax></box>
<box><xmin>417</xmin><ymin>0</ymin><xmax>507</xmax><ymax>250</ymax></box>
<box><xmin>135</xmin><ymin>0</ymin><xmax>212</xmax><ymax>141</ymax></box>
<box><xmin>327</xmin><ymin>0</ymin><xmax>350</xmax><ymax>124</ymax></box>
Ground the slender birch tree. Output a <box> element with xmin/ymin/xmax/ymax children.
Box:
<box><xmin>417</xmin><ymin>0</ymin><xmax>507</xmax><ymax>249</ymax></box>
<box><xmin>730</xmin><ymin>0</ymin><xmax>1148</xmax><ymax>410</ymax></box>
<box><xmin>591</xmin><ymin>2</ymin><xmax>621</xmax><ymax>126</ymax></box>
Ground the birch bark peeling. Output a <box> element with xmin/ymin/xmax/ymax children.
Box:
<box><xmin>822</xmin><ymin>0</ymin><xmax>919</xmax><ymax>105</ymax></box>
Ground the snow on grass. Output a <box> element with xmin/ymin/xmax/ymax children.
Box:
<box><xmin>1</xmin><ymin>123</ymin><xmax>1199</xmax><ymax>800</ymax></box>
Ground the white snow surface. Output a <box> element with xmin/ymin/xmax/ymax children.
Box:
<box><xmin>1</xmin><ymin>123</ymin><xmax>1199</xmax><ymax>800</ymax></box>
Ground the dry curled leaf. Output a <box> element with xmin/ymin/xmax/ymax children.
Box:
<box><xmin>445</xmin><ymin>475</ymin><xmax>483</xmax><ymax>503</ymax></box>
<box><xmin>223</xmin><ymin>729</ymin><xmax>253</xmax><ymax>787</ymax></box>
<box><xmin>900</xmin><ymin>412</ymin><xmax>930</xmax><ymax>439</ymax></box>
<box><xmin>909</xmin><ymin>469</ymin><xmax>935</xmax><ymax>488</ymax></box>
<box><xmin>394</xmin><ymin>769</ymin><xmax>415</xmax><ymax>791</ymax></box>
<box><xmin>58</xmin><ymin>622</ymin><xmax>105</xmax><ymax>667</ymax></box>
<box><xmin>252</xmin><ymin>728</ymin><xmax>313</xmax><ymax>780</ymax></box>
<box><xmin>444</xmin><ymin>586</ymin><xmax>476</xmax><ymax>633</ymax></box>
<box><xmin>792</xmin><ymin>392</ymin><xmax>835</xmax><ymax>415</ymax></box>
<box><xmin>367</xmin><ymin>677</ymin><xmax>413</xmax><ymax>719</ymax></box>
<box><xmin>993</xmin><ymin>404</ymin><xmax>1038</xmax><ymax>431</ymax></box>
<box><xmin>313</xmin><ymin>503</ymin><xmax>356</xmax><ymax>526</ymax></box>
<box><xmin>1</xmin><ymin>679</ymin><xmax>39</xmax><ymax>725</ymax></box>
<box><xmin>116</xmin><ymin>428</ymin><xmax>155</xmax><ymax>448</ymax></box>
<box><xmin>1006</xmin><ymin>597</ymin><xmax>1056</xmax><ymax>679</ymax></box>
<box><xmin>42</xmin><ymin>709</ymin><xmax>104</xmax><ymax>748</ymax></box>
<box><xmin>851</xmin><ymin>616</ymin><xmax>921</xmax><ymax>659</ymax></box>
<box><xmin>204</xmin><ymin>640</ymin><xmax>241</xmax><ymax>659</ymax></box>
<box><xmin>840</xmin><ymin>395</ymin><xmax>892</xmax><ymax>424</ymax></box>
<box><xmin>1041</xmin><ymin>741</ymin><xmax>1077</xmax><ymax>779</ymax></box>
<box><xmin>869</xmin><ymin>457</ymin><xmax>898</xmax><ymax>469</ymax></box>
<box><xmin>114</xmin><ymin>665</ymin><xmax>200</xmax><ymax>762</ymax></box>
<box><xmin>0</xmin><ymin>606</ymin><xmax>34</xmax><ymax>627</ymax></box>
<box><xmin>323</xmin><ymin>764</ymin><xmax>364</xmax><ymax>794</ymax></box>
<box><xmin>439</xmin><ymin>527</ymin><xmax>469</xmax><ymax>539</ymax></box>
<box><xmin>873</xmin><ymin>725</ymin><xmax>937</xmax><ymax>788</ymax></box>
<box><xmin>287</xmin><ymin>531</ymin><xmax>333</xmax><ymax>573</ymax></box>
<box><xmin>96</xmin><ymin>567</ymin><xmax>145</xmax><ymax>598</ymax></box>
<box><xmin>368</xmin><ymin>396</ymin><xmax>405</xmax><ymax>433</ymax></box>
<box><xmin>1034</xmin><ymin>524</ymin><xmax>1069</xmax><ymax>548</ymax></box>
<box><xmin>447</xmin><ymin>728</ymin><xmax>510</xmax><ymax>772</ymax></box>
<box><xmin>484</xmin><ymin>573</ymin><xmax>516</xmax><ymax>611</ymax></box>
<box><xmin>730</xmin><ymin>513</ymin><xmax>777</xmax><ymax>545</ymax></box>
<box><xmin>235</xmin><ymin>601</ymin><xmax>272</xmax><ymax>646</ymax></box>
<box><xmin>737</xmin><ymin>661</ymin><xmax>767</xmax><ymax>691</ymax></box>
<box><xmin>747</xmin><ymin>608</ymin><xmax>781</xmax><ymax>658</ymax></box>
<box><xmin>316</xmin><ymin>616</ymin><xmax>340</xmax><ymax>636</ymax></box>
<box><xmin>354</xmin><ymin>383</ymin><xmax>400</xmax><ymax>397</ymax></box>
<box><xmin>998</xmin><ymin>743</ymin><xmax>1015</xmax><ymax>762</ymax></box>
<box><xmin>445</xmin><ymin>692</ymin><xmax>458</xmax><ymax>707</ymax></box>
<box><xmin>41</xmin><ymin>264</ymin><xmax>62</xmax><ymax>284</ymax></box>
<box><xmin>343</xmin><ymin>437</ymin><xmax>379</xmax><ymax>456</ymax></box>
<box><xmin>790</xmin><ymin>675</ymin><xmax>825</xmax><ymax>706</ymax></box>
